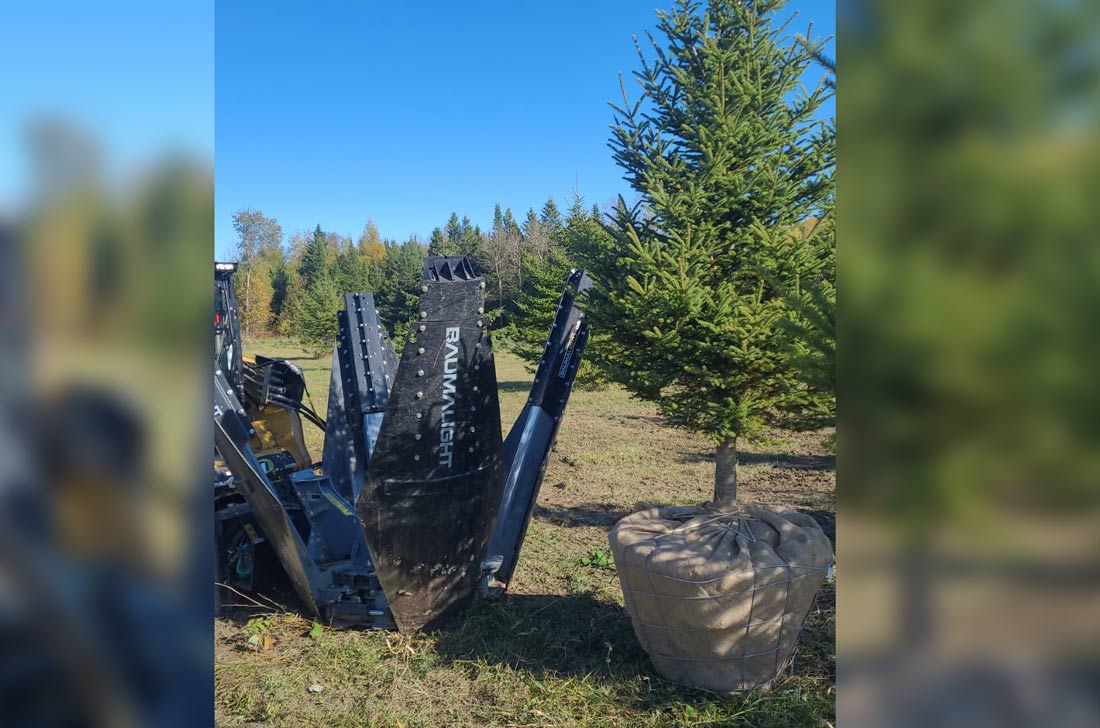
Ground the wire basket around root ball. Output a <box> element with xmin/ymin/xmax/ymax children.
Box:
<box><xmin>609</xmin><ymin>503</ymin><xmax>834</xmax><ymax>693</ymax></box>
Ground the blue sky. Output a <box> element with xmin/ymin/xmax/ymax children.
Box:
<box><xmin>215</xmin><ymin>1</ymin><xmax>834</xmax><ymax>259</ymax></box>
<box><xmin>0</xmin><ymin>2</ymin><xmax>214</xmax><ymax>214</ymax></box>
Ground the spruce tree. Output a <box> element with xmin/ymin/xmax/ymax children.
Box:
<box><xmin>375</xmin><ymin>238</ymin><xmax>426</xmax><ymax>340</ymax></box>
<box><xmin>298</xmin><ymin>224</ymin><xmax>330</xmax><ymax>291</ymax></box>
<box><xmin>444</xmin><ymin>213</ymin><xmax>464</xmax><ymax>248</ymax></box>
<box><xmin>294</xmin><ymin>224</ymin><xmax>339</xmax><ymax>352</ymax></box>
<box><xmin>539</xmin><ymin>198</ymin><xmax>563</xmax><ymax>236</ymax></box>
<box><xmin>583</xmin><ymin>0</ymin><xmax>834</xmax><ymax>503</ymax></box>
<box><xmin>333</xmin><ymin>244</ymin><xmax>366</xmax><ymax>299</ymax></box>
<box><xmin>502</xmin><ymin>207</ymin><xmax>519</xmax><ymax>234</ymax></box>
<box><xmin>297</xmin><ymin>274</ymin><xmax>341</xmax><ymax>356</ymax></box>
<box><xmin>428</xmin><ymin>227</ymin><xmax>448</xmax><ymax>255</ymax></box>
<box><xmin>763</xmin><ymin>208</ymin><xmax>835</xmax><ymax>434</ymax></box>
<box><xmin>512</xmin><ymin>191</ymin><xmax>612</xmax><ymax>388</ymax></box>
<box><xmin>435</xmin><ymin>213</ymin><xmax>483</xmax><ymax>259</ymax></box>
<box><xmin>512</xmin><ymin>247</ymin><xmax>575</xmax><ymax>363</ymax></box>
<box><xmin>457</xmin><ymin>217</ymin><xmax>484</xmax><ymax>259</ymax></box>
<box><xmin>769</xmin><ymin>39</ymin><xmax>836</xmax><ymax>434</ymax></box>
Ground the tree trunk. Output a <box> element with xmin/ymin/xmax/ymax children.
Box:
<box><xmin>714</xmin><ymin>437</ymin><xmax>737</xmax><ymax>504</ymax></box>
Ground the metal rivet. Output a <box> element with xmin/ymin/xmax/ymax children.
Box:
<box><xmin>420</xmin><ymin>311</ymin><xmax>427</xmax><ymax>319</ymax></box>
<box><xmin>478</xmin><ymin>307</ymin><xmax>484</xmax><ymax>314</ymax></box>
<box><xmin>416</xmin><ymin>391</ymin><xmax>423</xmax><ymax>399</ymax></box>
<box><xmin>414</xmin><ymin>454</ymin><xmax>420</xmax><ymax>461</ymax></box>
<box><xmin>417</xmin><ymin>369</ymin><xmax>424</xmax><ymax>377</ymax></box>
<box><xmin>422</xmin><ymin>285</ymin><xmax>428</xmax><ymax>292</ymax></box>
<box><xmin>416</xmin><ymin>412</ymin><xmax>423</xmax><ymax>419</ymax></box>
<box><xmin>418</xmin><ymin>347</ymin><xmax>425</xmax><ymax>354</ymax></box>
<box><xmin>414</xmin><ymin>433</ymin><xmax>421</xmax><ymax>441</ymax></box>
<box><xmin>419</xmin><ymin>325</ymin><xmax>426</xmax><ymax>332</ymax></box>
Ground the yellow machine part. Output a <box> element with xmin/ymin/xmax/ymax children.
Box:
<box><xmin>241</xmin><ymin>354</ymin><xmax>313</xmax><ymax>471</ymax></box>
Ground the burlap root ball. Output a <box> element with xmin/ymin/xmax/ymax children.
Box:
<box><xmin>610</xmin><ymin>503</ymin><xmax>833</xmax><ymax>693</ymax></box>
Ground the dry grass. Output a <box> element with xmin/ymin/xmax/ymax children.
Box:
<box><xmin>216</xmin><ymin>338</ymin><xmax>835</xmax><ymax>727</ymax></box>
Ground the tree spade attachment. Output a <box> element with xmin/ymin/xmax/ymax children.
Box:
<box><xmin>213</xmin><ymin>256</ymin><xmax>592</xmax><ymax>631</ymax></box>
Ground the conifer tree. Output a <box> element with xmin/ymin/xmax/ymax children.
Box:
<box><xmin>428</xmin><ymin>227</ymin><xmax>448</xmax><ymax>255</ymax></box>
<box><xmin>297</xmin><ymin>274</ymin><xmax>341</xmax><ymax>356</ymax></box>
<box><xmin>435</xmin><ymin>213</ymin><xmax>483</xmax><ymax>259</ymax></box>
<box><xmin>582</xmin><ymin>0</ymin><xmax>834</xmax><ymax>502</ymax></box>
<box><xmin>768</xmin><ymin>39</ymin><xmax>836</xmax><ymax>433</ymax></box>
<box><xmin>763</xmin><ymin>207</ymin><xmax>835</xmax><ymax>434</ymax></box>
<box><xmin>512</xmin><ymin>191</ymin><xmax>612</xmax><ymax>388</ymax></box>
<box><xmin>502</xmin><ymin>207</ymin><xmax>519</xmax><ymax>234</ymax></box>
<box><xmin>444</xmin><ymin>213</ymin><xmax>464</xmax><ymax>248</ymax></box>
<box><xmin>294</xmin><ymin>224</ymin><xmax>339</xmax><ymax>352</ymax></box>
<box><xmin>375</xmin><ymin>238</ymin><xmax>426</xmax><ymax>340</ymax></box>
<box><xmin>513</xmin><ymin>247</ymin><xmax>574</xmax><ymax>363</ymax></box>
<box><xmin>539</xmin><ymin>198</ymin><xmax>563</xmax><ymax>237</ymax></box>
<box><xmin>333</xmin><ymin>245</ymin><xmax>366</xmax><ymax>299</ymax></box>
<box><xmin>298</xmin><ymin>224</ymin><xmax>330</xmax><ymax>291</ymax></box>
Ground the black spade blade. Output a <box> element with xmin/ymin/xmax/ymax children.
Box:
<box><xmin>356</xmin><ymin>256</ymin><xmax>504</xmax><ymax>632</ymax></box>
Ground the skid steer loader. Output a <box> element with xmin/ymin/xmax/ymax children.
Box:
<box><xmin>214</xmin><ymin>256</ymin><xmax>591</xmax><ymax>631</ymax></box>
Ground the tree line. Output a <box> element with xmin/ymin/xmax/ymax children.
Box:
<box><xmin>228</xmin><ymin>192</ymin><xmax>607</xmax><ymax>363</ymax></box>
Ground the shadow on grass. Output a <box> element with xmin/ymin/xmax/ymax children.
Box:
<box><xmin>618</xmin><ymin>413</ymin><xmax>667</xmax><ymax>425</ymax></box>
<box><xmin>680</xmin><ymin>450</ymin><xmax>835</xmax><ymax>471</ymax></box>
<box><xmin>434</xmin><ymin>592</ymin><xmax>656</xmax><ymax>682</ymax></box>
<box><xmin>433</xmin><ymin>590</ymin><xmax>836</xmax><ymax>713</ymax></box>
<box><xmin>496</xmin><ymin>379</ymin><xmax>532</xmax><ymax>394</ymax></box>
<box><xmin>534</xmin><ymin>502</ymin><xmax>634</xmax><ymax>528</ymax></box>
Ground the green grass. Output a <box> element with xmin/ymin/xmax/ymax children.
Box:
<box><xmin>217</xmin><ymin>337</ymin><xmax>836</xmax><ymax>727</ymax></box>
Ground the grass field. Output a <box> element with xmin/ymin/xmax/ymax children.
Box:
<box><xmin>216</xmin><ymin>338</ymin><xmax>836</xmax><ymax>727</ymax></box>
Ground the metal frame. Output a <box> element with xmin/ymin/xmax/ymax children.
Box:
<box><xmin>213</xmin><ymin>256</ymin><xmax>592</xmax><ymax>631</ymax></box>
